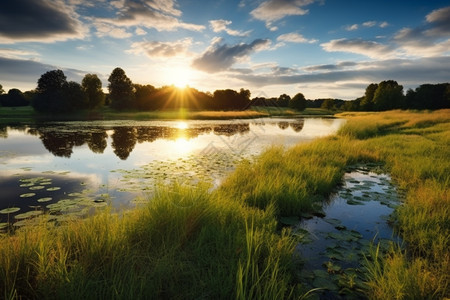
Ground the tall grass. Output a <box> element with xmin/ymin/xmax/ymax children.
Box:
<box><xmin>0</xmin><ymin>109</ymin><xmax>448</xmax><ymax>299</ymax></box>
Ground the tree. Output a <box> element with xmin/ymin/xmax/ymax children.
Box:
<box><xmin>360</xmin><ymin>83</ymin><xmax>378</xmax><ymax>111</ymax></box>
<box><xmin>108</xmin><ymin>67</ymin><xmax>135</xmax><ymax>110</ymax></box>
<box><xmin>0</xmin><ymin>84</ymin><xmax>4</xmax><ymax>95</ymax></box>
<box><xmin>82</xmin><ymin>74</ymin><xmax>104</xmax><ymax>109</ymax></box>
<box><xmin>64</xmin><ymin>81</ymin><xmax>88</xmax><ymax>111</ymax></box>
<box><xmin>32</xmin><ymin>70</ymin><xmax>68</xmax><ymax>113</ymax></box>
<box><xmin>1</xmin><ymin>89</ymin><xmax>29</xmax><ymax>107</ymax></box>
<box><xmin>321</xmin><ymin>99</ymin><xmax>335</xmax><ymax>110</ymax></box>
<box><xmin>277</xmin><ymin>94</ymin><xmax>291</xmax><ymax>107</ymax></box>
<box><xmin>289</xmin><ymin>92</ymin><xmax>306</xmax><ymax>111</ymax></box>
<box><xmin>373</xmin><ymin>80</ymin><xmax>404</xmax><ymax>111</ymax></box>
<box><xmin>134</xmin><ymin>84</ymin><xmax>156</xmax><ymax>110</ymax></box>
<box><xmin>406</xmin><ymin>83</ymin><xmax>450</xmax><ymax>109</ymax></box>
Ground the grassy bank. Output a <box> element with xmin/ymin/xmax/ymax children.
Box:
<box><xmin>0</xmin><ymin>106</ymin><xmax>331</xmax><ymax>123</ymax></box>
<box><xmin>0</xmin><ymin>110</ymin><xmax>448</xmax><ymax>299</ymax></box>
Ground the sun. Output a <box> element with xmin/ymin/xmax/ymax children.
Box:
<box><xmin>167</xmin><ymin>65</ymin><xmax>195</xmax><ymax>88</ymax></box>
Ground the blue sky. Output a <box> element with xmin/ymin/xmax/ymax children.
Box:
<box><xmin>0</xmin><ymin>0</ymin><xmax>449</xmax><ymax>99</ymax></box>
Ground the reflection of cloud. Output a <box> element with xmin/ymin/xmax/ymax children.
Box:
<box><xmin>209</xmin><ymin>19</ymin><xmax>251</xmax><ymax>37</ymax></box>
<box><xmin>250</xmin><ymin>0</ymin><xmax>316</xmax><ymax>31</ymax></box>
<box><xmin>192</xmin><ymin>39</ymin><xmax>271</xmax><ymax>73</ymax></box>
<box><xmin>0</xmin><ymin>0</ymin><xmax>87</xmax><ymax>43</ymax></box>
<box><xmin>127</xmin><ymin>38</ymin><xmax>193</xmax><ymax>58</ymax></box>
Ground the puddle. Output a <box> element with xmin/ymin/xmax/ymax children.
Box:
<box><xmin>295</xmin><ymin>165</ymin><xmax>402</xmax><ymax>299</ymax></box>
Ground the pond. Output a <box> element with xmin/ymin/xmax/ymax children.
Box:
<box><xmin>0</xmin><ymin>117</ymin><xmax>344</xmax><ymax>226</ymax></box>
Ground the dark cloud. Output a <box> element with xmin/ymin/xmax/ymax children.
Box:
<box><xmin>235</xmin><ymin>57</ymin><xmax>450</xmax><ymax>88</ymax></box>
<box><xmin>0</xmin><ymin>0</ymin><xmax>85</xmax><ymax>43</ymax></box>
<box><xmin>192</xmin><ymin>39</ymin><xmax>270</xmax><ymax>73</ymax></box>
<box><xmin>303</xmin><ymin>61</ymin><xmax>358</xmax><ymax>72</ymax></box>
<box><xmin>321</xmin><ymin>38</ymin><xmax>394</xmax><ymax>59</ymax></box>
<box><xmin>0</xmin><ymin>57</ymin><xmax>88</xmax><ymax>89</ymax></box>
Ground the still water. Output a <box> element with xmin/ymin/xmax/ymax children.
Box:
<box><xmin>0</xmin><ymin>117</ymin><xmax>344</xmax><ymax>225</ymax></box>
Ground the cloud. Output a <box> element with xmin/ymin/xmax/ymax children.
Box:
<box><xmin>362</xmin><ymin>21</ymin><xmax>376</xmax><ymax>28</ymax></box>
<box><xmin>209</xmin><ymin>20</ymin><xmax>251</xmax><ymax>36</ymax></box>
<box><xmin>321</xmin><ymin>38</ymin><xmax>394</xmax><ymax>59</ymax></box>
<box><xmin>234</xmin><ymin>57</ymin><xmax>450</xmax><ymax>90</ymax></box>
<box><xmin>135</xmin><ymin>27</ymin><xmax>147</xmax><ymax>35</ymax></box>
<box><xmin>0</xmin><ymin>56</ymin><xmax>87</xmax><ymax>89</ymax></box>
<box><xmin>303</xmin><ymin>61</ymin><xmax>358</xmax><ymax>72</ymax></box>
<box><xmin>192</xmin><ymin>39</ymin><xmax>271</xmax><ymax>73</ymax></box>
<box><xmin>0</xmin><ymin>48</ymin><xmax>40</xmax><ymax>60</ymax></box>
<box><xmin>250</xmin><ymin>0</ymin><xmax>316</xmax><ymax>30</ymax></box>
<box><xmin>127</xmin><ymin>38</ymin><xmax>193</xmax><ymax>58</ymax></box>
<box><xmin>345</xmin><ymin>24</ymin><xmax>359</xmax><ymax>31</ymax></box>
<box><xmin>97</xmin><ymin>0</ymin><xmax>204</xmax><ymax>32</ymax></box>
<box><xmin>394</xmin><ymin>6</ymin><xmax>450</xmax><ymax>57</ymax></box>
<box><xmin>93</xmin><ymin>21</ymin><xmax>132</xmax><ymax>38</ymax></box>
<box><xmin>0</xmin><ymin>0</ymin><xmax>87</xmax><ymax>43</ymax></box>
<box><xmin>277</xmin><ymin>32</ymin><xmax>317</xmax><ymax>43</ymax></box>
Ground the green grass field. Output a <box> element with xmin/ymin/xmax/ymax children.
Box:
<box><xmin>0</xmin><ymin>109</ymin><xmax>448</xmax><ymax>299</ymax></box>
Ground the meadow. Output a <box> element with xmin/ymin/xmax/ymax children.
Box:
<box><xmin>0</xmin><ymin>109</ymin><xmax>448</xmax><ymax>299</ymax></box>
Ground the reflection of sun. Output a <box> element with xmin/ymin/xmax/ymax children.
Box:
<box><xmin>173</xmin><ymin>137</ymin><xmax>193</xmax><ymax>155</ymax></box>
<box><xmin>175</xmin><ymin>121</ymin><xmax>188</xmax><ymax>130</ymax></box>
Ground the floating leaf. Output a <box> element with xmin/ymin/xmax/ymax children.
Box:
<box><xmin>0</xmin><ymin>207</ymin><xmax>20</xmax><ymax>214</ymax></box>
<box><xmin>280</xmin><ymin>216</ymin><xmax>299</xmax><ymax>226</ymax></box>
<box><xmin>29</xmin><ymin>186</ymin><xmax>45</xmax><ymax>190</ymax></box>
<box><xmin>0</xmin><ymin>223</ymin><xmax>8</xmax><ymax>230</ymax></box>
<box><xmin>20</xmin><ymin>193</ymin><xmax>36</xmax><ymax>198</ymax></box>
<box><xmin>14</xmin><ymin>210</ymin><xmax>42</xmax><ymax>220</ymax></box>
<box><xmin>37</xmin><ymin>197</ymin><xmax>53</xmax><ymax>203</ymax></box>
<box><xmin>47</xmin><ymin>187</ymin><xmax>61</xmax><ymax>191</ymax></box>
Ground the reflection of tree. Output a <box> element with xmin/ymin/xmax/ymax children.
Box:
<box><xmin>290</xmin><ymin>119</ymin><xmax>304</xmax><ymax>132</ymax></box>
<box><xmin>111</xmin><ymin>127</ymin><xmax>137</xmax><ymax>160</ymax></box>
<box><xmin>213</xmin><ymin>123</ymin><xmax>250</xmax><ymax>136</ymax></box>
<box><xmin>87</xmin><ymin>130</ymin><xmax>107</xmax><ymax>154</ymax></box>
<box><xmin>38</xmin><ymin>128</ymin><xmax>93</xmax><ymax>158</ymax></box>
<box><xmin>0</xmin><ymin>125</ymin><xmax>7</xmax><ymax>138</ymax></box>
<box><xmin>278</xmin><ymin>122</ymin><xmax>289</xmax><ymax>130</ymax></box>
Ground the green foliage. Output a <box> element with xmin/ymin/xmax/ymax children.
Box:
<box><xmin>213</xmin><ymin>89</ymin><xmax>250</xmax><ymax>110</ymax></box>
<box><xmin>82</xmin><ymin>74</ymin><xmax>104</xmax><ymax>109</ymax></box>
<box><xmin>108</xmin><ymin>67</ymin><xmax>135</xmax><ymax>110</ymax></box>
<box><xmin>320</xmin><ymin>99</ymin><xmax>335</xmax><ymax>110</ymax></box>
<box><xmin>0</xmin><ymin>88</ymin><xmax>29</xmax><ymax>107</ymax></box>
<box><xmin>373</xmin><ymin>80</ymin><xmax>404</xmax><ymax>111</ymax></box>
<box><xmin>289</xmin><ymin>92</ymin><xmax>306</xmax><ymax>111</ymax></box>
<box><xmin>277</xmin><ymin>94</ymin><xmax>291</xmax><ymax>107</ymax></box>
<box><xmin>405</xmin><ymin>83</ymin><xmax>449</xmax><ymax>109</ymax></box>
<box><xmin>0</xmin><ymin>83</ymin><xmax>4</xmax><ymax>95</ymax></box>
<box><xmin>360</xmin><ymin>83</ymin><xmax>378</xmax><ymax>111</ymax></box>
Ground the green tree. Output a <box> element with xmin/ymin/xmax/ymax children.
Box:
<box><xmin>134</xmin><ymin>84</ymin><xmax>156</xmax><ymax>110</ymax></box>
<box><xmin>108</xmin><ymin>67</ymin><xmax>135</xmax><ymax>110</ymax></box>
<box><xmin>32</xmin><ymin>70</ymin><xmax>68</xmax><ymax>113</ymax></box>
<box><xmin>321</xmin><ymin>99</ymin><xmax>335</xmax><ymax>110</ymax></box>
<box><xmin>360</xmin><ymin>83</ymin><xmax>378</xmax><ymax>111</ymax></box>
<box><xmin>289</xmin><ymin>92</ymin><xmax>306</xmax><ymax>111</ymax></box>
<box><xmin>82</xmin><ymin>74</ymin><xmax>104</xmax><ymax>109</ymax></box>
<box><xmin>1</xmin><ymin>89</ymin><xmax>28</xmax><ymax>107</ymax></box>
<box><xmin>0</xmin><ymin>84</ymin><xmax>4</xmax><ymax>95</ymax></box>
<box><xmin>277</xmin><ymin>94</ymin><xmax>291</xmax><ymax>107</ymax></box>
<box><xmin>64</xmin><ymin>81</ymin><xmax>88</xmax><ymax>111</ymax></box>
<box><xmin>373</xmin><ymin>80</ymin><xmax>404</xmax><ymax>111</ymax></box>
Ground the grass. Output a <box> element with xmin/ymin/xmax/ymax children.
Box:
<box><xmin>0</xmin><ymin>106</ymin><xmax>331</xmax><ymax>123</ymax></box>
<box><xmin>0</xmin><ymin>109</ymin><xmax>448</xmax><ymax>299</ymax></box>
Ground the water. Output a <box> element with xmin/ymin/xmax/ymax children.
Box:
<box><xmin>0</xmin><ymin>117</ymin><xmax>344</xmax><ymax>225</ymax></box>
<box><xmin>296</xmin><ymin>165</ymin><xmax>402</xmax><ymax>299</ymax></box>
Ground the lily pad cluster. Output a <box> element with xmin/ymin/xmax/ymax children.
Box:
<box><xmin>296</xmin><ymin>165</ymin><xmax>401</xmax><ymax>299</ymax></box>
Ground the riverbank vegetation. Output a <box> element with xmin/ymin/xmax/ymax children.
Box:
<box><xmin>0</xmin><ymin>110</ymin><xmax>448</xmax><ymax>299</ymax></box>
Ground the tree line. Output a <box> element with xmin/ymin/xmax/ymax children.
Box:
<box><xmin>0</xmin><ymin>68</ymin><xmax>448</xmax><ymax>112</ymax></box>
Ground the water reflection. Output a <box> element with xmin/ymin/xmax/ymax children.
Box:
<box><xmin>9</xmin><ymin>120</ymin><xmax>310</xmax><ymax>159</ymax></box>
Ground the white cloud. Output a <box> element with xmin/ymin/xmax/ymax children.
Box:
<box><xmin>321</xmin><ymin>38</ymin><xmax>394</xmax><ymax>59</ymax></box>
<box><xmin>97</xmin><ymin>0</ymin><xmax>205</xmax><ymax>32</ymax></box>
<box><xmin>379</xmin><ymin>21</ymin><xmax>389</xmax><ymax>28</ymax></box>
<box><xmin>135</xmin><ymin>27</ymin><xmax>146</xmax><ymax>35</ymax></box>
<box><xmin>0</xmin><ymin>48</ymin><xmax>40</xmax><ymax>60</ymax></box>
<box><xmin>277</xmin><ymin>32</ymin><xmax>317</xmax><ymax>43</ymax></box>
<box><xmin>127</xmin><ymin>38</ymin><xmax>193</xmax><ymax>58</ymax></box>
<box><xmin>362</xmin><ymin>21</ymin><xmax>376</xmax><ymax>27</ymax></box>
<box><xmin>93</xmin><ymin>21</ymin><xmax>132</xmax><ymax>38</ymax></box>
<box><xmin>250</xmin><ymin>0</ymin><xmax>316</xmax><ymax>30</ymax></box>
<box><xmin>345</xmin><ymin>24</ymin><xmax>358</xmax><ymax>31</ymax></box>
<box><xmin>209</xmin><ymin>20</ymin><xmax>251</xmax><ymax>36</ymax></box>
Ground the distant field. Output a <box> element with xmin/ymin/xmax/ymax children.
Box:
<box><xmin>0</xmin><ymin>106</ymin><xmax>335</xmax><ymax>123</ymax></box>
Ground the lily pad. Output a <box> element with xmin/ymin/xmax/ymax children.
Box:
<box><xmin>14</xmin><ymin>210</ymin><xmax>43</xmax><ymax>220</ymax></box>
<box><xmin>47</xmin><ymin>187</ymin><xmax>61</xmax><ymax>191</ymax></box>
<box><xmin>0</xmin><ymin>207</ymin><xmax>20</xmax><ymax>214</ymax></box>
<box><xmin>20</xmin><ymin>193</ymin><xmax>36</xmax><ymax>198</ymax></box>
<box><xmin>37</xmin><ymin>197</ymin><xmax>53</xmax><ymax>203</ymax></box>
<box><xmin>29</xmin><ymin>186</ymin><xmax>45</xmax><ymax>190</ymax></box>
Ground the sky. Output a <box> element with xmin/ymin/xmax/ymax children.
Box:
<box><xmin>0</xmin><ymin>0</ymin><xmax>449</xmax><ymax>100</ymax></box>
